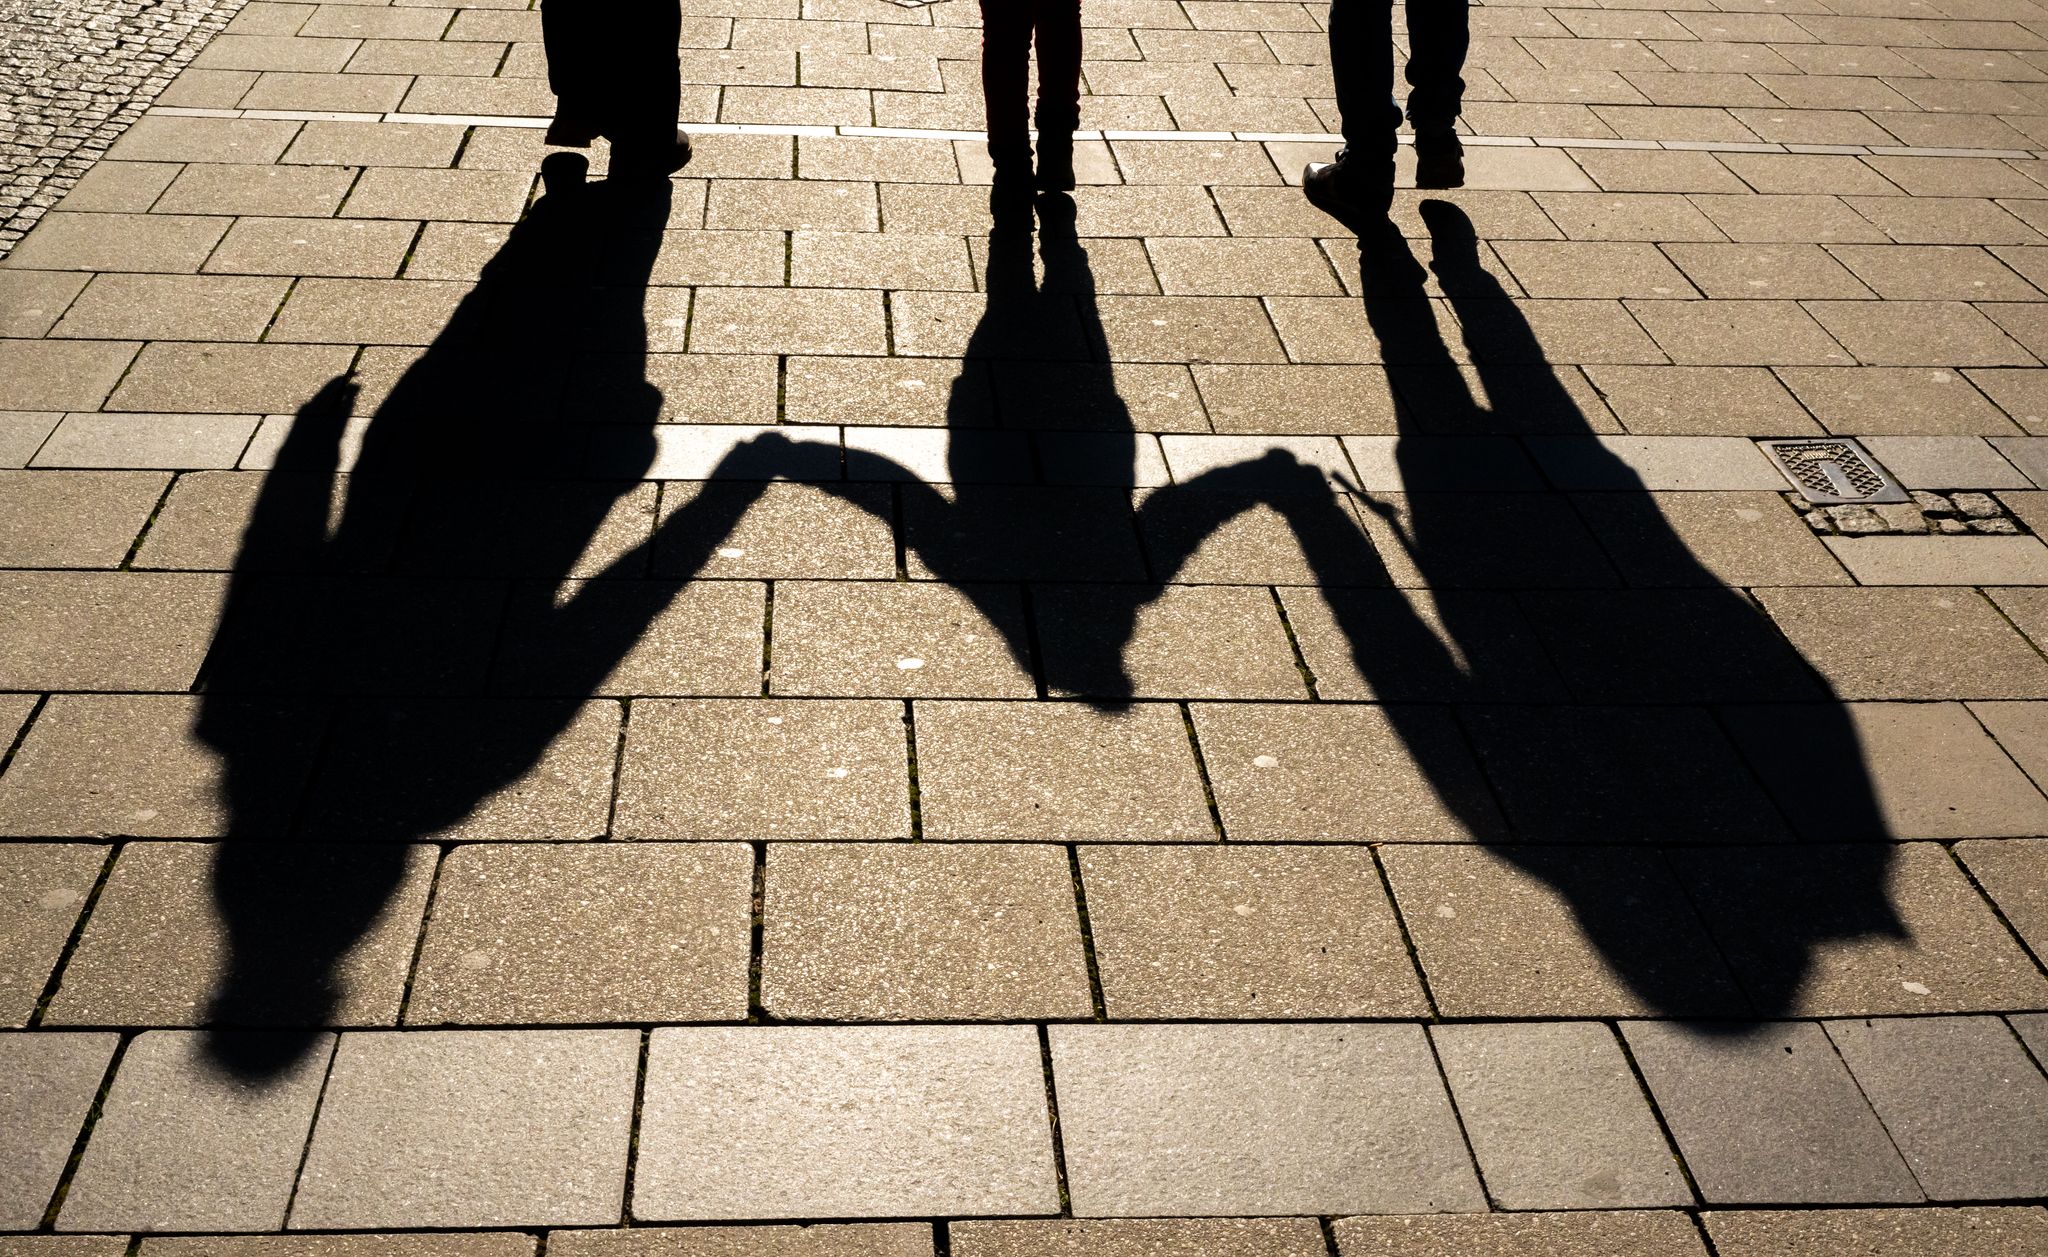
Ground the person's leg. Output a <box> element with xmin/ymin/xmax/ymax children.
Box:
<box><xmin>609</xmin><ymin>0</ymin><xmax>683</xmax><ymax>146</ymax></box>
<box><xmin>1403</xmin><ymin>0</ymin><xmax>1469</xmax><ymax>132</ymax></box>
<box><xmin>1304</xmin><ymin>0</ymin><xmax>1400</xmax><ymax>228</ymax></box>
<box><xmin>1032</xmin><ymin>0</ymin><xmax>1083</xmax><ymax>190</ymax></box>
<box><xmin>540</xmin><ymin>0</ymin><xmax>602</xmax><ymax>144</ymax></box>
<box><xmin>980</xmin><ymin>0</ymin><xmax>1034</xmax><ymax>178</ymax></box>
<box><xmin>1327</xmin><ymin>0</ymin><xmax>1402</xmax><ymax>164</ymax></box>
<box><xmin>604</xmin><ymin>0</ymin><xmax>690</xmax><ymax>174</ymax></box>
<box><xmin>1405</xmin><ymin>0</ymin><xmax>1469</xmax><ymax>186</ymax></box>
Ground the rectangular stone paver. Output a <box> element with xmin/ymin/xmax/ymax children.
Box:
<box><xmin>616</xmin><ymin>699</ymin><xmax>910</xmax><ymax>840</ymax></box>
<box><xmin>1191</xmin><ymin>703</ymin><xmax>1500</xmax><ymax>843</ymax></box>
<box><xmin>1333</xmin><ymin>1212</ymin><xmax>1709</xmax><ymax>1256</ymax></box>
<box><xmin>1050</xmin><ymin>1022</ymin><xmax>1484</xmax><ymax>1217</ymax></box>
<box><xmin>767</xmin><ymin>581</ymin><xmax>1034</xmax><ymax>698</ymax></box>
<box><xmin>45</xmin><ymin>841</ymin><xmax>434</xmax><ymax>1028</ymax></box>
<box><xmin>6</xmin><ymin>1235</ymin><xmax>130</xmax><ymax>1256</ymax></box>
<box><xmin>0</xmin><ymin>570</ymin><xmax>225</xmax><ymax>691</ymax></box>
<box><xmin>1823</xmin><ymin>536</ymin><xmax>2048</xmax><ymax>585</ymax></box>
<box><xmin>952</xmin><ymin>1219</ymin><xmax>1327</xmax><ymax>1256</ymax></box>
<box><xmin>0</xmin><ymin>341</ymin><xmax>137</xmax><ymax>411</ymax></box>
<box><xmin>0</xmin><ymin>695</ymin><xmax>321</xmax><ymax>839</ymax></box>
<box><xmin>0</xmin><ymin>471</ymin><xmax>167</xmax><ymax>567</ymax></box>
<box><xmin>1078</xmin><ymin>845</ymin><xmax>1426</xmax><ymax>1019</ymax></box>
<box><xmin>60</xmin><ymin>1029</ymin><xmax>332</xmax><ymax>1233</ymax></box>
<box><xmin>107</xmin><ymin>343</ymin><xmax>355</xmax><ymax>414</ymax></box>
<box><xmin>1621</xmin><ymin>1020</ymin><xmax>1922</xmax><ymax>1206</ymax></box>
<box><xmin>634</xmin><ymin>1025</ymin><xmax>1059</xmax><ymax>1220</ymax></box>
<box><xmin>140</xmin><ymin>1238</ymin><xmax>538</xmax><ymax>1257</ymax></box>
<box><xmin>298</xmin><ymin>700</ymin><xmax>620</xmax><ymax>840</ymax></box>
<box><xmin>292</xmin><ymin>1029</ymin><xmax>639</xmax><ymax>1229</ymax></box>
<box><xmin>1574</xmin><ymin>491</ymin><xmax>1851</xmax><ymax>589</ymax></box>
<box><xmin>1429</xmin><ymin>1022</ymin><xmax>1690</xmax><ymax>1211</ymax></box>
<box><xmin>1757</xmin><ymin>587</ymin><xmax>2048</xmax><ymax>700</ymax></box>
<box><xmin>653</xmin><ymin>483</ymin><xmax>894</xmax><ymax>580</ymax></box>
<box><xmin>0</xmin><ymin>844</ymin><xmax>105</xmax><ymax>1025</ymax></box>
<box><xmin>912</xmin><ymin>701</ymin><xmax>1213</xmax><ymax>842</ymax></box>
<box><xmin>33</xmin><ymin>413</ymin><xmax>259</xmax><ymax>470</ymax></box>
<box><xmin>1674</xmin><ymin>841</ymin><xmax>2048</xmax><ymax>1016</ymax></box>
<box><xmin>1703</xmin><ymin>1207</ymin><xmax>2048</xmax><ymax>1257</ymax></box>
<box><xmin>1037</xmin><ymin>584</ymin><xmax>1307</xmax><ymax>701</ymax></box>
<box><xmin>0</xmin><ymin>1032</ymin><xmax>117</xmax><ymax>1229</ymax></box>
<box><xmin>1823</xmin><ymin>1016</ymin><xmax>2048</xmax><ymax>1201</ymax></box>
<box><xmin>492</xmin><ymin>580</ymin><xmax>764</xmax><ymax>697</ymax></box>
<box><xmin>551</xmin><ymin>1227</ymin><xmax>932</xmax><ymax>1257</ymax></box>
<box><xmin>8</xmin><ymin>212</ymin><xmax>230</xmax><ymax>273</ymax></box>
<box><xmin>760</xmin><ymin>843</ymin><xmax>1091</xmax><ymax>1021</ymax></box>
<box><xmin>1724</xmin><ymin>702</ymin><xmax>2048</xmax><ymax>841</ymax></box>
<box><xmin>407</xmin><ymin>843</ymin><xmax>752</xmax><ymax>1025</ymax></box>
<box><xmin>1384</xmin><ymin>845</ymin><xmax>1746</xmax><ymax>1019</ymax></box>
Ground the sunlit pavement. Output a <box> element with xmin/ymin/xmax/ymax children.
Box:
<box><xmin>3</xmin><ymin>0</ymin><xmax>2048</xmax><ymax>1252</ymax></box>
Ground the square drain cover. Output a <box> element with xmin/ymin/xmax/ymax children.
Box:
<box><xmin>1758</xmin><ymin>438</ymin><xmax>1909</xmax><ymax>506</ymax></box>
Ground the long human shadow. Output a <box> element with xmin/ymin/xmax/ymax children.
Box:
<box><xmin>198</xmin><ymin>154</ymin><xmax>708</xmax><ymax>1076</ymax></box>
<box><xmin>1328</xmin><ymin>203</ymin><xmax>1903</xmax><ymax>1022</ymax></box>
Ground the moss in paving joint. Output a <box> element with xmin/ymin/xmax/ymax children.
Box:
<box><xmin>619</xmin><ymin>1026</ymin><xmax>652</xmax><ymax>1223</ymax></box>
<box><xmin>1017</xmin><ymin>583</ymin><xmax>1050</xmax><ymax>701</ymax></box>
<box><xmin>1176</xmin><ymin>701</ymin><xmax>1227</xmax><ymax>841</ymax></box>
<box><xmin>1269</xmin><ymin>583</ymin><xmax>1323</xmax><ymax>701</ymax></box>
<box><xmin>601</xmin><ymin>697</ymin><xmax>635</xmax><ymax>839</ymax></box>
<box><xmin>747</xmin><ymin>841</ymin><xmax>768</xmax><ymax>1022</ymax></box>
<box><xmin>1035</xmin><ymin>1023</ymin><xmax>1074</xmax><ymax>1215</ymax></box>
<box><xmin>29</xmin><ymin>839</ymin><xmax>117</xmax><ymax>1027</ymax></box>
<box><xmin>278</xmin><ymin>1034</ymin><xmax>342</xmax><ymax>1226</ymax></box>
<box><xmin>1368</xmin><ymin>843</ymin><xmax>1442</xmax><ymax>1022</ymax></box>
<box><xmin>890</xmin><ymin>484</ymin><xmax>910</xmax><ymax>581</ymax></box>
<box><xmin>760</xmin><ymin>580</ymin><xmax>776</xmax><ymax>697</ymax></box>
<box><xmin>117</xmin><ymin>472</ymin><xmax>182</xmax><ymax>571</ymax></box>
<box><xmin>1066</xmin><ymin>844</ymin><xmax>1108</xmax><ymax>1022</ymax></box>
<box><xmin>902</xmin><ymin>699</ymin><xmax>924</xmax><ymax>841</ymax></box>
<box><xmin>393</xmin><ymin>842</ymin><xmax>452</xmax><ymax>1022</ymax></box>
<box><xmin>39</xmin><ymin>1030</ymin><xmax>131</xmax><ymax>1230</ymax></box>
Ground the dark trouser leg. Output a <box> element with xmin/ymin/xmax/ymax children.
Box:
<box><xmin>1327</xmin><ymin>0</ymin><xmax>1402</xmax><ymax>160</ymax></box>
<box><xmin>543</xmin><ymin>0</ymin><xmax>680</xmax><ymax>150</ymax></box>
<box><xmin>1031</xmin><ymin>0</ymin><xmax>1083</xmax><ymax>134</ymax></box>
<box><xmin>608</xmin><ymin>0</ymin><xmax>682</xmax><ymax>151</ymax></box>
<box><xmin>541</xmin><ymin>0</ymin><xmax>601</xmax><ymax>114</ymax></box>
<box><xmin>980</xmin><ymin>0</ymin><xmax>1035</xmax><ymax>165</ymax></box>
<box><xmin>1404</xmin><ymin>0</ymin><xmax>1469</xmax><ymax>132</ymax></box>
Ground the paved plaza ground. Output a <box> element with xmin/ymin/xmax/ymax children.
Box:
<box><xmin>5</xmin><ymin>0</ymin><xmax>2048</xmax><ymax>1252</ymax></box>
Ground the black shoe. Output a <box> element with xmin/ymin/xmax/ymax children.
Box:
<box><xmin>1413</xmin><ymin>130</ymin><xmax>1465</xmax><ymax>189</ymax></box>
<box><xmin>1302</xmin><ymin>150</ymin><xmax>1394</xmax><ymax>234</ymax></box>
<box><xmin>609</xmin><ymin>127</ymin><xmax>693</xmax><ymax>177</ymax></box>
<box><xmin>1034</xmin><ymin>130</ymin><xmax>1076</xmax><ymax>192</ymax></box>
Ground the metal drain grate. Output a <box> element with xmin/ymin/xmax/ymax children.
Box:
<box><xmin>1758</xmin><ymin>438</ymin><xmax>1909</xmax><ymax>506</ymax></box>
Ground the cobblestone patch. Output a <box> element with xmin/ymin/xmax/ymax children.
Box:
<box><xmin>0</xmin><ymin>0</ymin><xmax>249</xmax><ymax>256</ymax></box>
<box><xmin>1791</xmin><ymin>490</ymin><xmax>2029</xmax><ymax>537</ymax></box>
